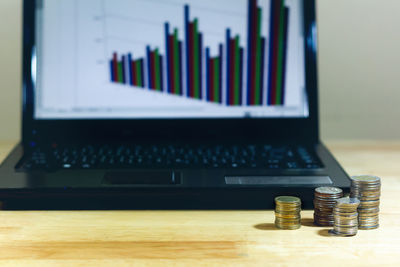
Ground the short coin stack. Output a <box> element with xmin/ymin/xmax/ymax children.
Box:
<box><xmin>314</xmin><ymin>187</ymin><xmax>344</xmax><ymax>226</ymax></box>
<box><xmin>330</xmin><ymin>197</ymin><xmax>360</xmax><ymax>236</ymax></box>
<box><xmin>350</xmin><ymin>175</ymin><xmax>381</xmax><ymax>230</ymax></box>
<box><xmin>275</xmin><ymin>196</ymin><xmax>301</xmax><ymax>230</ymax></box>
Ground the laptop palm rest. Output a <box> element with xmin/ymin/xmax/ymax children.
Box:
<box><xmin>103</xmin><ymin>171</ymin><xmax>181</xmax><ymax>185</ymax></box>
<box><xmin>225</xmin><ymin>176</ymin><xmax>332</xmax><ymax>185</ymax></box>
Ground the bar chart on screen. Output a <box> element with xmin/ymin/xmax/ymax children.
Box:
<box><xmin>107</xmin><ymin>0</ymin><xmax>297</xmax><ymax>107</ymax></box>
<box><xmin>36</xmin><ymin>0</ymin><xmax>307</xmax><ymax>119</ymax></box>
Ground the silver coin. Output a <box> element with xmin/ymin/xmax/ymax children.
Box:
<box><xmin>315</xmin><ymin>187</ymin><xmax>343</xmax><ymax>195</ymax></box>
<box><xmin>336</xmin><ymin>197</ymin><xmax>360</xmax><ymax>206</ymax></box>
<box><xmin>351</xmin><ymin>175</ymin><xmax>381</xmax><ymax>183</ymax></box>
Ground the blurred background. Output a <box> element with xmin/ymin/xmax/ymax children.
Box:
<box><xmin>1</xmin><ymin>0</ymin><xmax>399</xmax><ymax>142</ymax></box>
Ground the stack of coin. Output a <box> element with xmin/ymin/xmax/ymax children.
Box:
<box><xmin>274</xmin><ymin>196</ymin><xmax>301</xmax><ymax>230</ymax></box>
<box><xmin>350</xmin><ymin>175</ymin><xmax>381</xmax><ymax>230</ymax></box>
<box><xmin>314</xmin><ymin>187</ymin><xmax>344</xmax><ymax>226</ymax></box>
<box><xmin>330</xmin><ymin>197</ymin><xmax>360</xmax><ymax>236</ymax></box>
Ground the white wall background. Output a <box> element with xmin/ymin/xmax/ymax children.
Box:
<box><xmin>0</xmin><ymin>0</ymin><xmax>22</xmax><ymax>142</ymax></box>
<box><xmin>317</xmin><ymin>0</ymin><xmax>400</xmax><ymax>140</ymax></box>
<box><xmin>0</xmin><ymin>0</ymin><xmax>399</xmax><ymax>141</ymax></box>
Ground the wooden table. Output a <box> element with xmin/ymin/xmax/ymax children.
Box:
<box><xmin>0</xmin><ymin>141</ymin><xmax>399</xmax><ymax>266</ymax></box>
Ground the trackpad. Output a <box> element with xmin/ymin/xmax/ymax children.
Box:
<box><xmin>103</xmin><ymin>171</ymin><xmax>180</xmax><ymax>185</ymax></box>
<box><xmin>225</xmin><ymin>176</ymin><xmax>332</xmax><ymax>185</ymax></box>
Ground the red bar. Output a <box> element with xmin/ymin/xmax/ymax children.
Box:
<box><xmin>270</xmin><ymin>1</ymin><xmax>281</xmax><ymax>105</ymax></box>
<box><xmin>131</xmin><ymin>60</ymin><xmax>137</xmax><ymax>86</ymax></box>
<box><xmin>249</xmin><ymin>1</ymin><xmax>257</xmax><ymax>105</ymax></box>
<box><xmin>188</xmin><ymin>22</ymin><xmax>195</xmax><ymax>98</ymax></box>
<box><xmin>210</xmin><ymin>58</ymin><xmax>215</xmax><ymax>102</ymax></box>
<box><xmin>229</xmin><ymin>39</ymin><xmax>235</xmax><ymax>105</ymax></box>
<box><xmin>113</xmin><ymin>52</ymin><xmax>119</xmax><ymax>82</ymax></box>
<box><xmin>150</xmin><ymin>52</ymin><xmax>156</xmax><ymax>90</ymax></box>
<box><xmin>168</xmin><ymin>35</ymin><xmax>175</xmax><ymax>93</ymax></box>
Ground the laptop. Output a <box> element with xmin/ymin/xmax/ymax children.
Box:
<box><xmin>0</xmin><ymin>0</ymin><xmax>350</xmax><ymax>209</ymax></box>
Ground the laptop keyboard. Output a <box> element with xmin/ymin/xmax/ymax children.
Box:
<box><xmin>19</xmin><ymin>144</ymin><xmax>323</xmax><ymax>171</ymax></box>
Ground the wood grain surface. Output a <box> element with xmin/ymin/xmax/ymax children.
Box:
<box><xmin>0</xmin><ymin>140</ymin><xmax>399</xmax><ymax>266</ymax></box>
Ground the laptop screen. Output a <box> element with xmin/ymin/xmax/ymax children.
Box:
<box><xmin>33</xmin><ymin>0</ymin><xmax>308</xmax><ymax>119</ymax></box>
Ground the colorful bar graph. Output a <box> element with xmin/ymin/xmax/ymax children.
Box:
<box><xmin>268</xmin><ymin>0</ymin><xmax>288</xmax><ymax>106</ymax></box>
<box><xmin>206</xmin><ymin>44</ymin><xmax>223</xmax><ymax>104</ymax></box>
<box><xmin>110</xmin><ymin>52</ymin><xmax>145</xmax><ymax>87</ymax></box>
<box><xmin>246</xmin><ymin>0</ymin><xmax>264</xmax><ymax>106</ymax></box>
<box><xmin>109</xmin><ymin>0</ymin><xmax>290</xmax><ymax>107</ymax></box>
<box><xmin>165</xmin><ymin>24</ymin><xmax>183</xmax><ymax>95</ymax></box>
<box><xmin>281</xmin><ymin>8</ymin><xmax>290</xmax><ymax>105</ymax></box>
<box><xmin>146</xmin><ymin>46</ymin><xmax>163</xmax><ymax>91</ymax></box>
<box><xmin>226</xmin><ymin>31</ymin><xmax>243</xmax><ymax>106</ymax></box>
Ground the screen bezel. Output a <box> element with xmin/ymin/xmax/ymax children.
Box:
<box><xmin>22</xmin><ymin>0</ymin><xmax>319</xmax><ymax>144</ymax></box>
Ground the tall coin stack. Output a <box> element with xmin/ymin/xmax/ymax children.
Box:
<box><xmin>274</xmin><ymin>196</ymin><xmax>301</xmax><ymax>230</ymax></box>
<box><xmin>350</xmin><ymin>175</ymin><xmax>381</xmax><ymax>230</ymax></box>
<box><xmin>330</xmin><ymin>197</ymin><xmax>360</xmax><ymax>236</ymax></box>
<box><xmin>314</xmin><ymin>187</ymin><xmax>344</xmax><ymax>226</ymax></box>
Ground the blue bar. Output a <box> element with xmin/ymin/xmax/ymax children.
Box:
<box><xmin>146</xmin><ymin>46</ymin><xmax>152</xmax><ymax>89</ymax></box>
<box><xmin>267</xmin><ymin>0</ymin><xmax>277</xmax><ymax>105</ymax></box>
<box><xmin>110</xmin><ymin>60</ymin><xmax>114</xmax><ymax>82</ymax></box>
<box><xmin>184</xmin><ymin>5</ymin><xmax>190</xmax><ymax>97</ymax></box>
<box><xmin>226</xmin><ymin>29</ymin><xmax>231</xmax><ymax>106</ymax></box>
<box><xmin>246</xmin><ymin>0</ymin><xmax>254</xmax><ymax>105</ymax></box>
<box><xmin>128</xmin><ymin>53</ymin><xmax>133</xmax><ymax>86</ymax></box>
<box><xmin>205</xmin><ymin>47</ymin><xmax>210</xmax><ymax>101</ymax></box>
<box><xmin>165</xmin><ymin>23</ymin><xmax>171</xmax><ymax>93</ymax></box>
<box><xmin>140</xmin><ymin>59</ymin><xmax>145</xmax><ymax>88</ymax></box>
<box><xmin>121</xmin><ymin>55</ymin><xmax>126</xmax><ymax>84</ymax></box>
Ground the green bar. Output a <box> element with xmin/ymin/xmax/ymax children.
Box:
<box><xmin>117</xmin><ymin>62</ymin><xmax>123</xmax><ymax>83</ymax></box>
<box><xmin>234</xmin><ymin>36</ymin><xmax>240</xmax><ymax>105</ymax></box>
<box><xmin>193</xmin><ymin>19</ymin><xmax>200</xmax><ymax>99</ymax></box>
<box><xmin>154</xmin><ymin>49</ymin><xmax>161</xmax><ymax>91</ymax></box>
<box><xmin>135</xmin><ymin>61</ymin><xmax>142</xmax><ymax>87</ymax></box>
<box><xmin>214</xmin><ymin>58</ymin><xmax>220</xmax><ymax>103</ymax></box>
<box><xmin>276</xmin><ymin>0</ymin><xmax>285</xmax><ymax>105</ymax></box>
<box><xmin>173</xmin><ymin>29</ymin><xmax>180</xmax><ymax>95</ymax></box>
